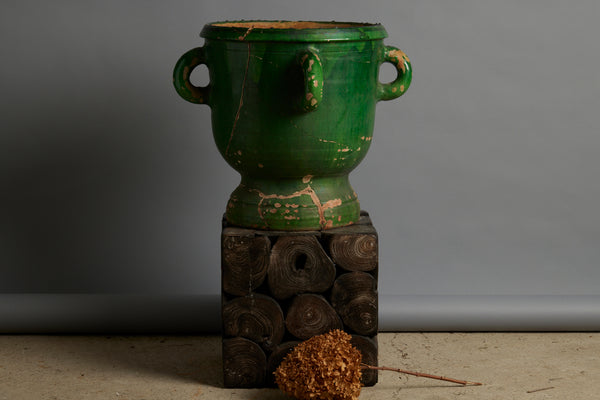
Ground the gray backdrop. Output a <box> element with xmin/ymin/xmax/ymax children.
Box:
<box><xmin>2</xmin><ymin>0</ymin><xmax>599</xmax><ymax>332</ymax></box>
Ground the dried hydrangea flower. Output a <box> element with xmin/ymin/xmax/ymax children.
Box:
<box><xmin>274</xmin><ymin>329</ymin><xmax>362</xmax><ymax>400</ymax></box>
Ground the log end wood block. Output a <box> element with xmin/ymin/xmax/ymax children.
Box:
<box><xmin>221</xmin><ymin>211</ymin><xmax>379</xmax><ymax>387</ymax></box>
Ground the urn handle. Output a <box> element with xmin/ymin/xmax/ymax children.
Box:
<box><xmin>377</xmin><ymin>46</ymin><xmax>412</xmax><ymax>101</ymax></box>
<box><xmin>298</xmin><ymin>48</ymin><xmax>324</xmax><ymax>112</ymax></box>
<box><xmin>173</xmin><ymin>47</ymin><xmax>211</xmax><ymax>105</ymax></box>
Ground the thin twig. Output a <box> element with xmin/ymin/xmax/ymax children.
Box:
<box><xmin>527</xmin><ymin>386</ymin><xmax>554</xmax><ymax>393</ymax></box>
<box><xmin>361</xmin><ymin>363</ymin><xmax>482</xmax><ymax>386</ymax></box>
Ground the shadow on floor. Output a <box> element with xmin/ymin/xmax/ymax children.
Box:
<box><xmin>47</xmin><ymin>335</ymin><xmax>224</xmax><ymax>388</ymax></box>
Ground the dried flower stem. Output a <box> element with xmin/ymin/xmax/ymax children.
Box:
<box><xmin>360</xmin><ymin>363</ymin><xmax>482</xmax><ymax>386</ymax></box>
<box><xmin>526</xmin><ymin>386</ymin><xmax>554</xmax><ymax>393</ymax></box>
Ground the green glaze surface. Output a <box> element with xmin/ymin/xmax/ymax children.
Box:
<box><xmin>174</xmin><ymin>21</ymin><xmax>411</xmax><ymax>230</ymax></box>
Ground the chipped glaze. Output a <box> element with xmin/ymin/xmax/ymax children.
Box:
<box><xmin>173</xmin><ymin>20</ymin><xmax>412</xmax><ymax>230</ymax></box>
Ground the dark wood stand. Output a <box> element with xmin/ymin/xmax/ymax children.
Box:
<box><xmin>221</xmin><ymin>211</ymin><xmax>379</xmax><ymax>388</ymax></box>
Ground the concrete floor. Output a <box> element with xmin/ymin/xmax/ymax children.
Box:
<box><xmin>1</xmin><ymin>333</ymin><xmax>599</xmax><ymax>399</ymax></box>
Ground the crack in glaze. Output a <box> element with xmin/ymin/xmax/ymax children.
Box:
<box><xmin>225</xmin><ymin>42</ymin><xmax>251</xmax><ymax>157</ymax></box>
<box><xmin>289</xmin><ymin>121</ymin><xmax>355</xmax><ymax>154</ymax></box>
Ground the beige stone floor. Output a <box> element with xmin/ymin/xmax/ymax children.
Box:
<box><xmin>1</xmin><ymin>332</ymin><xmax>599</xmax><ymax>399</ymax></box>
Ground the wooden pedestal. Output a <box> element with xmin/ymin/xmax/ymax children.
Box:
<box><xmin>221</xmin><ymin>211</ymin><xmax>379</xmax><ymax>388</ymax></box>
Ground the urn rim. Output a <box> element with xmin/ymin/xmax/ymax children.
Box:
<box><xmin>200</xmin><ymin>20</ymin><xmax>388</xmax><ymax>42</ymax></box>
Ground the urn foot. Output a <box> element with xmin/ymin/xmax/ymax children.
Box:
<box><xmin>226</xmin><ymin>175</ymin><xmax>360</xmax><ymax>230</ymax></box>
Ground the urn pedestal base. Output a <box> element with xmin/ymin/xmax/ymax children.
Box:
<box><xmin>221</xmin><ymin>211</ymin><xmax>379</xmax><ymax>388</ymax></box>
<box><xmin>226</xmin><ymin>175</ymin><xmax>360</xmax><ymax>231</ymax></box>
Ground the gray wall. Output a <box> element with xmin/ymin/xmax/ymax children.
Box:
<box><xmin>2</xmin><ymin>1</ymin><xmax>599</xmax><ymax>331</ymax></box>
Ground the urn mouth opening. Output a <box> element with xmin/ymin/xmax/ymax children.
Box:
<box><xmin>211</xmin><ymin>21</ymin><xmax>370</xmax><ymax>29</ymax></box>
<box><xmin>201</xmin><ymin>20</ymin><xmax>387</xmax><ymax>42</ymax></box>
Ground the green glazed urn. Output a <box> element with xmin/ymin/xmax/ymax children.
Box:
<box><xmin>174</xmin><ymin>21</ymin><xmax>411</xmax><ymax>230</ymax></box>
